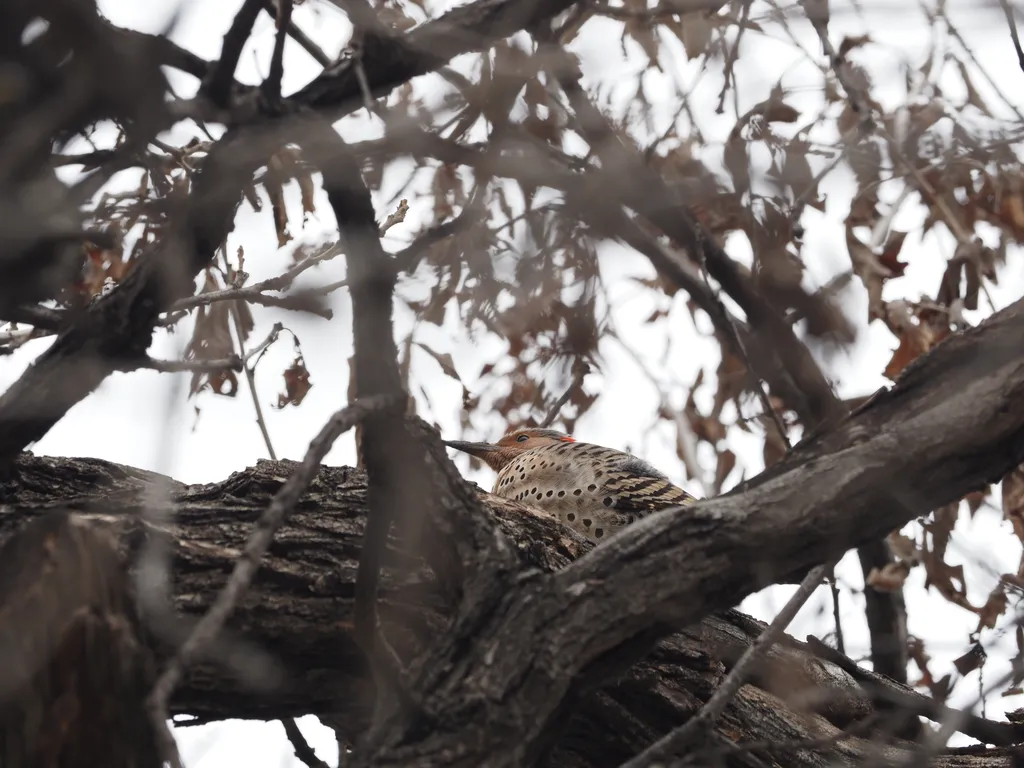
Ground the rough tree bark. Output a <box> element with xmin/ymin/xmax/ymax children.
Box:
<box><xmin>0</xmin><ymin>430</ymin><xmax>1021</xmax><ymax>767</ymax></box>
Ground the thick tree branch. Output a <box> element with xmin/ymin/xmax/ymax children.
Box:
<box><xmin>0</xmin><ymin>511</ymin><xmax>166</xmax><ymax>768</ymax></box>
<box><xmin>622</xmin><ymin>561</ymin><xmax>834</xmax><ymax>768</ymax></box>
<box><xmin>147</xmin><ymin>394</ymin><xmax>404</xmax><ymax>725</ymax></box>
<box><xmin>350</xmin><ymin>295</ymin><xmax>1024</xmax><ymax>766</ymax></box>
<box><xmin>301</xmin><ymin>122</ymin><xmax>427</xmax><ymax>702</ymax></box>
<box><xmin>290</xmin><ymin>0</ymin><xmax>582</xmax><ymax>110</ymax></box>
<box><xmin>302</xmin><ymin>121</ymin><xmax>515</xmax><ymax>693</ymax></box>
<box><xmin>2</xmin><ymin>423</ymin><xmax>1023</xmax><ymax>766</ymax></box>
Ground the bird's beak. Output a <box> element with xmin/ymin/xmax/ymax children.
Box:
<box><xmin>444</xmin><ymin>439</ymin><xmax>499</xmax><ymax>459</ymax></box>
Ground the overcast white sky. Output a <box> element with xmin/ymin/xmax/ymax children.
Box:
<box><xmin>4</xmin><ymin>0</ymin><xmax>1024</xmax><ymax>764</ymax></box>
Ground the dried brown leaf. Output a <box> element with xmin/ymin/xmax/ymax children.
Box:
<box><xmin>883</xmin><ymin>322</ymin><xmax>948</xmax><ymax>381</ymax></box>
<box><xmin>878</xmin><ymin>230</ymin><xmax>909</xmax><ymax>276</ymax></box>
<box><xmin>845</xmin><ymin>225</ymin><xmax>892</xmax><ymax>322</ymax></box>
<box><xmin>838</xmin><ymin>34</ymin><xmax>871</xmax><ymax>57</ymax></box>
<box><xmin>953</xmin><ymin>643</ymin><xmax>987</xmax><ymax>676</ymax></box>
<box><xmin>975</xmin><ymin>588</ymin><xmax>1008</xmax><ymax>632</ymax></box>
<box><xmin>415</xmin><ymin>341</ymin><xmax>461</xmax><ymax>383</ymax></box>
<box><xmin>277</xmin><ymin>356</ymin><xmax>312</xmax><ymax>408</ymax></box>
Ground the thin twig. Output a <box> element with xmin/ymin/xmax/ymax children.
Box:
<box><xmin>1000</xmin><ymin>0</ymin><xmax>1024</xmax><ymax>74</ymax></box>
<box><xmin>936</xmin><ymin>2</ymin><xmax>1024</xmax><ymax>123</ymax></box>
<box><xmin>146</xmin><ymin>394</ymin><xmax>404</xmax><ymax>725</ymax></box>
<box><xmin>0</xmin><ymin>304</ymin><xmax>63</xmax><ymax>330</ymax></box>
<box><xmin>163</xmin><ymin>283</ymin><xmax>333</xmax><ymax>321</ymax></box>
<box><xmin>621</xmin><ymin>561</ymin><xmax>833</xmax><ymax>768</ymax></box>
<box><xmin>538</xmin><ymin>384</ymin><xmax>576</xmax><ymax>429</ymax></box>
<box><xmin>160</xmin><ymin>201</ymin><xmax>417</xmax><ymax>322</ymax></box>
<box><xmin>696</xmin><ymin>241</ymin><xmax>790</xmax><ymax>448</ymax></box>
<box><xmin>233</xmin><ymin>307</ymin><xmax>279</xmax><ymax>460</ymax></box>
<box><xmin>828</xmin><ymin>568</ymin><xmax>845</xmax><ymax>655</ymax></box>
<box><xmin>166</xmin><ymin>242</ymin><xmax>341</xmax><ymax>317</ymax></box>
<box><xmin>889</xmin><ymin>657</ymin><xmax>1024</xmax><ymax>767</ymax></box>
<box><xmin>281</xmin><ymin>717</ymin><xmax>331</xmax><ymax>768</ymax></box>
<box><xmin>262</xmin><ymin>0</ymin><xmax>292</xmax><ymax>103</ymax></box>
<box><xmin>805</xmin><ymin>2</ymin><xmax>975</xmax><ymax>249</ymax></box>
<box><xmin>538</xmin><ymin>361</ymin><xmax>589</xmax><ymax>429</ymax></box>
<box><xmin>142</xmin><ymin>355</ymin><xmax>243</xmax><ymax>374</ymax></box>
<box><xmin>243</xmin><ymin>321</ymin><xmax>285</xmax><ymax>367</ymax></box>
<box><xmin>259</xmin><ymin>0</ymin><xmax>332</xmax><ymax>67</ymax></box>
<box><xmin>714</xmin><ymin>0</ymin><xmax>753</xmax><ymax>114</ymax></box>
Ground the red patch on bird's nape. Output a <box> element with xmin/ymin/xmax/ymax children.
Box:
<box><xmin>560</xmin><ymin>436</ymin><xmax>576</xmax><ymax>442</ymax></box>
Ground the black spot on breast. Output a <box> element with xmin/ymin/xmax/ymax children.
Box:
<box><xmin>557</xmin><ymin>490</ymin><xmax>565</xmax><ymax>497</ymax></box>
<box><xmin>583</xmin><ymin>518</ymin><xmax>592</xmax><ymax>528</ymax></box>
<box><xmin>546</xmin><ymin>490</ymin><xmax>553</xmax><ymax>497</ymax></box>
<box><xmin>595</xmin><ymin>528</ymin><xmax>604</xmax><ymax>538</ymax></box>
<box><xmin>587</xmin><ymin>484</ymin><xmax>597</xmax><ymax>491</ymax></box>
<box><xmin>567</xmin><ymin>513</ymin><xmax>576</xmax><ymax>521</ymax></box>
<box><xmin>573</xmin><ymin>489</ymin><xmax>582</xmax><ymax>496</ymax></box>
<box><xmin>603</xmin><ymin>497</ymin><xmax>613</xmax><ymax>507</ymax></box>
<box><xmin>531</xmin><ymin>487</ymin><xmax>538</xmax><ymax>494</ymax></box>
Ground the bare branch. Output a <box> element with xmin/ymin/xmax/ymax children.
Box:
<box><xmin>141</xmin><ymin>355</ymin><xmax>243</xmax><ymax>374</ymax></box>
<box><xmin>281</xmin><ymin>718</ymin><xmax>331</xmax><ymax>768</ymax></box>
<box><xmin>621</xmin><ymin>561</ymin><xmax>833</xmax><ymax>768</ymax></box>
<box><xmin>262</xmin><ymin>0</ymin><xmax>293</xmax><ymax>104</ymax></box>
<box><xmin>351</xmin><ymin>296</ymin><xmax>1024</xmax><ymax>766</ymax></box>
<box><xmin>204</xmin><ymin>0</ymin><xmax>263</xmax><ymax>107</ymax></box>
<box><xmin>259</xmin><ymin>0</ymin><xmax>332</xmax><ymax>67</ymax></box>
<box><xmin>999</xmin><ymin>0</ymin><xmax>1024</xmax><ymax>74</ymax></box>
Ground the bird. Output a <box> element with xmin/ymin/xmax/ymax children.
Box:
<box><xmin>444</xmin><ymin>427</ymin><xmax>696</xmax><ymax>542</ymax></box>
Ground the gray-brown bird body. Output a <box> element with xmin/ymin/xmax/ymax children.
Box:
<box><xmin>445</xmin><ymin>428</ymin><xmax>696</xmax><ymax>542</ymax></box>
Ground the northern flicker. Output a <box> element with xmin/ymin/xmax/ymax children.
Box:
<box><xmin>444</xmin><ymin>427</ymin><xmax>696</xmax><ymax>542</ymax></box>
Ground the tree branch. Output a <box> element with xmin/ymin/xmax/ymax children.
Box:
<box><xmin>3</xmin><ymin>398</ymin><xmax>1024</xmax><ymax>767</ymax></box>
<box><xmin>262</xmin><ymin>0</ymin><xmax>293</xmax><ymax>104</ymax></box>
<box><xmin>301</xmin><ymin>124</ymin><xmax>514</xmax><ymax>740</ymax></box>
<box><xmin>621</xmin><ymin>562</ymin><xmax>833</xmax><ymax>767</ymax></box>
<box><xmin>146</xmin><ymin>394</ymin><xmax>404</xmax><ymax>726</ymax></box>
<box><xmin>351</xmin><ymin>295</ymin><xmax>1024</xmax><ymax>766</ymax></box>
<box><xmin>204</xmin><ymin>0</ymin><xmax>264</xmax><ymax>107</ymax></box>
<box><xmin>0</xmin><ymin>0</ymin><xmax>576</xmax><ymax>471</ymax></box>
<box><xmin>290</xmin><ymin>0</ymin><xmax>583</xmax><ymax>110</ymax></box>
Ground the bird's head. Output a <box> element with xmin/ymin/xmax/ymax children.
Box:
<box><xmin>444</xmin><ymin>427</ymin><xmax>576</xmax><ymax>472</ymax></box>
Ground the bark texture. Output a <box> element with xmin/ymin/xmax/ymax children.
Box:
<box><xmin>0</xmin><ymin>452</ymin><xmax>1021</xmax><ymax>767</ymax></box>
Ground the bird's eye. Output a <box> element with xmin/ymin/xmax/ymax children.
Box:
<box><xmin>516</xmin><ymin>434</ymin><xmax>529</xmax><ymax>442</ymax></box>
